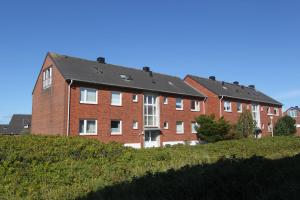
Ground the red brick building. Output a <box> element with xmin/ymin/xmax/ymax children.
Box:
<box><xmin>184</xmin><ymin>75</ymin><xmax>283</xmax><ymax>137</ymax></box>
<box><xmin>32</xmin><ymin>53</ymin><xmax>206</xmax><ymax>148</ymax></box>
<box><xmin>284</xmin><ymin>106</ymin><xmax>300</xmax><ymax>135</ymax></box>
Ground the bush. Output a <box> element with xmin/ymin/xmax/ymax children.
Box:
<box><xmin>236</xmin><ymin>110</ymin><xmax>256</xmax><ymax>138</ymax></box>
<box><xmin>274</xmin><ymin>116</ymin><xmax>297</xmax><ymax>136</ymax></box>
<box><xmin>195</xmin><ymin>115</ymin><xmax>232</xmax><ymax>143</ymax></box>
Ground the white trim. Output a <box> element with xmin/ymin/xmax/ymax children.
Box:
<box><xmin>237</xmin><ymin>102</ymin><xmax>243</xmax><ymax>113</ymax></box>
<box><xmin>224</xmin><ymin>101</ymin><xmax>232</xmax><ymax>112</ymax></box>
<box><xmin>133</xmin><ymin>121</ymin><xmax>138</xmax><ymax>129</ymax></box>
<box><xmin>296</xmin><ymin>124</ymin><xmax>300</xmax><ymax>128</ymax></box>
<box><xmin>163</xmin><ymin>141</ymin><xmax>185</xmax><ymax>146</ymax></box>
<box><xmin>79</xmin><ymin>119</ymin><xmax>97</xmax><ymax>135</ymax></box>
<box><xmin>124</xmin><ymin>143</ymin><xmax>141</xmax><ymax>149</ymax></box>
<box><xmin>80</xmin><ymin>88</ymin><xmax>98</xmax><ymax>104</ymax></box>
<box><xmin>163</xmin><ymin>97</ymin><xmax>168</xmax><ymax>104</ymax></box>
<box><xmin>163</xmin><ymin>121</ymin><xmax>169</xmax><ymax>129</ymax></box>
<box><xmin>191</xmin><ymin>122</ymin><xmax>198</xmax><ymax>133</ymax></box>
<box><xmin>176</xmin><ymin>98</ymin><xmax>183</xmax><ymax>110</ymax></box>
<box><xmin>190</xmin><ymin>100</ymin><xmax>200</xmax><ymax>112</ymax></box>
<box><xmin>111</xmin><ymin>91</ymin><xmax>122</xmax><ymax>106</ymax></box>
<box><xmin>176</xmin><ymin>121</ymin><xmax>184</xmax><ymax>134</ymax></box>
<box><xmin>132</xmin><ymin>94</ymin><xmax>138</xmax><ymax>102</ymax></box>
<box><xmin>111</xmin><ymin>120</ymin><xmax>122</xmax><ymax>135</ymax></box>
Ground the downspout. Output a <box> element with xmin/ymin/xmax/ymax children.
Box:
<box><xmin>67</xmin><ymin>80</ymin><xmax>73</xmax><ymax>136</ymax></box>
<box><xmin>219</xmin><ymin>96</ymin><xmax>224</xmax><ymax>118</ymax></box>
<box><xmin>203</xmin><ymin>97</ymin><xmax>208</xmax><ymax>115</ymax></box>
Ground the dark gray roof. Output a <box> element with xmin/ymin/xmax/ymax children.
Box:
<box><xmin>286</xmin><ymin>106</ymin><xmax>300</xmax><ymax>112</ymax></box>
<box><xmin>49</xmin><ymin>53</ymin><xmax>205</xmax><ymax>98</ymax></box>
<box><xmin>1</xmin><ymin>114</ymin><xmax>31</xmax><ymax>135</ymax></box>
<box><xmin>187</xmin><ymin>75</ymin><xmax>282</xmax><ymax>106</ymax></box>
<box><xmin>0</xmin><ymin>124</ymin><xmax>9</xmax><ymax>134</ymax></box>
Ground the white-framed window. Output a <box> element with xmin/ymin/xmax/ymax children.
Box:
<box><xmin>237</xmin><ymin>102</ymin><xmax>243</xmax><ymax>113</ymax></box>
<box><xmin>267</xmin><ymin>107</ymin><xmax>272</xmax><ymax>115</ymax></box>
<box><xmin>163</xmin><ymin>121</ymin><xmax>169</xmax><ymax>129</ymax></box>
<box><xmin>80</xmin><ymin>88</ymin><xmax>98</xmax><ymax>104</ymax></box>
<box><xmin>42</xmin><ymin>67</ymin><xmax>52</xmax><ymax>89</ymax></box>
<box><xmin>288</xmin><ymin>110</ymin><xmax>298</xmax><ymax>118</ymax></box>
<box><xmin>133</xmin><ymin>121</ymin><xmax>138</xmax><ymax>129</ymax></box>
<box><xmin>163</xmin><ymin>97</ymin><xmax>168</xmax><ymax>104</ymax></box>
<box><xmin>224</xmin><ymin>101</ymin><xmax>232</xmax><ymax>112</ymax></box>
<box><xmin>111</xmin><ymin>91</ymin><xmax>122</xmax><ymax>106</ymax></box>
<box><xmin>79</xmin><ymin>119</ymin><xmax>97</xmax><ymax>135</ymax></box>
<box><xmin>176</xmin><ymin>98</ymin><xmax>183</xmax><ymax>110</ymax></box>
<box><xmin>191</xmin><ymin>100</ymin><xmax>200</xmax><ymax>111</ymax></box>
<box><xmin>191</xmin><ymin>122</ymin><xmax>198</xmax><ymax>134</ymax></box>
<box><xmin>132</xmin><ymin>94</ymin><xmax>138</xmax><ymax>102</ymax></box>
<box><xmin>252</xmin><ymin>104</ymin><xmax>261</xmax><ymax>128</ymax></box>
<box><xmin>268</xmin><ymin>123</ymin><xmax>273</xmax><ymax>133</ymax></box>
<box><xmin>274</xmin><ymin>108</ymin><xmax>279</xmax><ymax>116</ymax></box>
<box><xmin>176</xmin><ymin>121</ymin><xmax>184</xmax><ymax>134</ymax></box>
<box><xmin>144</xmin><ymin>95</ymin><xmax>159</xmax><ymax>127</ymax></box>
<box><xmin>111</xmin><ymin>120</ymin><xmax>122</xmax><ymax>135</ymax></box>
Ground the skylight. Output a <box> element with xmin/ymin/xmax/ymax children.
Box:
<box><xmin>168</xmin><ymin>81</ymin><xmax>174</xmax><ymax>86</ymax></box>
<box><xmin>120</xmin><ymin>74</ymin><xmax>133</xmax><ymax>82</ymax></box>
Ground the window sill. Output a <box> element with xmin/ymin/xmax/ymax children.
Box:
<box><xmin>111</xmin><ymin>104</ymin><xmax>122</xmax><ymax>107</ymax></box>
<box><xmin>191</xmin><ymin>109</ymin><xmax>200</xmax><ymax>112</ymax></box>
<box><xmin>176</xmin><ymin>132</ymin><xmax>184</xmax><ymax>134</ymax></box>
<box><xmin>111</xmin><ymin>132</ymin><xmax>122</xmax><ymax>135</ymax></box>
<box><xmin>224</xmin><ymin>110</ymin><xmax>232</xmax><ymax>113</ymax></box>
<box><xmin>176</xmin><ymin>108</ymin><xmax>184</xmax><ymax>111</ymax></box>
<box><xmin>80</xmin><ymin>101</ymin><xmax>98</xmax><ymax>105</ymax></box>
<box><xmin>237</xmin><ymin>111</ymin><xmax>242</xmax><ymax>113</ymax></box>
<box><xmin>79</xmin><ymin>133</ymin><xmax>97</xmax><ymax>136</ymax></box>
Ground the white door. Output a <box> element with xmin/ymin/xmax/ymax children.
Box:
<box><xmin>252</xmin><ymin>104</ymin><xmax>261</xmax><ymax>128</ymax></box>
<box><xmin>144</xmin><ymin>131</ymin><xmax>160</xmax><ymax>148</ymax></box>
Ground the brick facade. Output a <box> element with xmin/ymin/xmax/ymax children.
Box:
<box><xmin>284</xmin><ymin>108</ymin><xmax>300</xmax><ymax>135</ymax></box>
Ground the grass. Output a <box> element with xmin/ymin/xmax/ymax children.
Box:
<box><xmin>1</xmin><ymin>135</ymin><xmax>300</xmax><ymax>199</ymax></box>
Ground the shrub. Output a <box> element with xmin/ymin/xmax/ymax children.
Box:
<box><xmin>236</xmin><ymin>110</ymin><xmax>256</xmax><ymax>138</ymax></box>
<box><xmin>195</xmin><ymin>115</ymin><xmax>232</xmax><ymax>143</ymax></box>
<box><xmin>274</xmin><ymin>116</ymin><xmax>297</xmax><ymax>136</ymax></box>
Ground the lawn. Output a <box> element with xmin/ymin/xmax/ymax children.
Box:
<box><xmin>1</xmin><ymin>135</ymin><xmax>300</xmax><ymax>200</ymax></box>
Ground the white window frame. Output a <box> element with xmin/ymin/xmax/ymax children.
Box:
<box><xmin>163</xmin><ymin>121</ymin><xmax>169</xmax><ymax>129</ymax></box>
<box><xmin>274</xmin><ymin>108</ymin><xmax>279</xmax><ymax>116</ymax></box>
<box><xmin>42</xmin><ymin>67</ymin><xmax>52</xmax><ymax>89</ymax></box>
<box><xmin>237</xmin><ymin>102</ymin><xmax>243</xmax><ymax>113</ymax></box>
<box><xmin>191</xmin><ymin>100</ymin><xmax>200</xmax><ymax>111</ymax></box>
<box><xmin>79</xmin><ymin>119</ymin><xmax>97</xmax><ymax>135</ymax></box>
<box><xmin>111</xmin><ymin>120</ymin><xmax>122</xmax><ymax>135</ymax></box>
<box><xmin>289</xmin><ymin>110</ymin><xmax>297</xmax><ymax>118</ymax></box>
<box><xmin>176</xmin><ymin>121</ymin><xmax>184</xmax><ymax>134</ymax></box>
<box><xmin>163</xmin><ymin>97</ymin><xmax>168</xmax><ymax>104</ymax></box>
<box><xmin>144</xmin><ymin>94</ymin><xmax>159</xmax><ymax>127</ymax></box>
<box><xmin>80</xmin><ymin>88</ymin><xmax>98</xmax><ymax>104</ymax></box>
<box><xmin>267</xmin><ymin>107</ymin><xmax>272</xmax><ymax>115</ymax></box>
<box><xmin>133</xmin><ymin>121</ymin><xmax>138</xmax><ymax>129</ymax></box>
<box><xmin>191</xmin><ymin>122</ymin><xmax>198</xmax><ymax>134</ymax></box>
<box><xmin>176</xmin><ymin>98</ymin><xmax>183</xmax><ymax>110</ymax></box>
<box><xmin>111</xmin><ymin>91</ymin><xmax>122</xmax><ymax>106</ymax></box>
<box><xmin>224</xmin><ymin>101</ymin><xmax>232</xmax><ymax>112</ymax></box>
<box><xmin>132</xmin><ymin>94</ymin><xmax>138</xmax><ymax>102</ymax></box>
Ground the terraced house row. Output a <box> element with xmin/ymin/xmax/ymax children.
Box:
<box><xmin>32</xmin><ymin>53</ymin><xmax>283</xmax><ymax>148</ymax></box>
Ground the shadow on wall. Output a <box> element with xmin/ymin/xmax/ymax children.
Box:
<box><xmin>77</xmin><ymin>154</ymin><xmax>300</xmax><ymax>200</ymax></box>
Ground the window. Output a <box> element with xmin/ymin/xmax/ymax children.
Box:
<box><xmin>144</xmin><ymin>95</ymin><xmax>159</xmax><ymax>127</ymax></box>
<box><xmin>176</xmin><ymin>98</ymin><xmax>183</xmax><ymax>110</ymax></box>
<box><xmin>111</xmin><ymin>120</ymin><xmax>122</xmax><ymax>135</ymax></box>
<box><xmin>80</xmin><ymin>88</ymin><xmax>97</xmax><ymax>104</ymax></box>
<box><xmin>267</xmin><ymin>107</ymin><xmax>272</xmax><ymax>115</ymax></box>
<box><xmin>288</xmin><ymin>110</ymin><xmax>298</xmax><ymax>118</ymax></box>
<box><xmin>237</xmin><ymin>102</ymin><xmax>242</xmax><ymax>113</ymax></box>
<box><xmin>224</xmin><ymin>101</ymin><xmax>232</xmax><ymax>112</ymax></box>
<box><xmin>268</xmin><ymin>123</ymin><xmax>273</xmax><ymax>133</ymax></box>
<box><xmin>132</xmin><ymin>94</ymin><xmax>138</xmax><ymax>102</ymax></box>
<box><xmin>133</xmin><ymin>121</ymin><xmax>138</xmax><ymax>129</ymax></box>
<box><xmin>274</xmin><ymin>108</ymin><xmax>279</xmax><ymax>116</ymax></box>
<box><xmin>163</xmin><ymin>97</ymin><xmax>168</xmax><ymax>104</ymax></box>
<box><xmin>163</xmin><ymin>121</ymin><xmax>169</xmax><ymax>129</ymax></box>
<box><xmin>191</xmin><ymin>122</ymin><xmax>198</xmax><ymax>134</ymax></box>
<box><xmin>111</xmin><ymin>91</ymin><xmax>122</xmax><ymax>106</ymax></box>
<box><xmin>79</xmin><ymin>120</ymin><xmax>97</xmax><ymax>135</ymax></box>
<box><xmin>191</xmin><ymin>100</ymin><xmax>200</xmax><ymax>111</ymax></box>
<box><xmin>176</xmin><ymin>121</ymin><xmax>184</xmax><ymax>134</ymax></box>
<box><xmin>42</xmin><ymin>67</ymin><xmax>52</xmax><ymax>89</ymax></box>
<box><xmin>252</xmin><ymin>104</ymin><xmax>261</xmax><ymax>128</ymax></box>
<box><xmin>261</xmin><ymin>123</ymin><xmax>265</xmax><ymax>130</ymax></box>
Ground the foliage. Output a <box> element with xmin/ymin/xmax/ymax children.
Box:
<box><xmin>1</xmin><ymin>135</ymin><xmax>300</xmax><ymax>199</ymax></box>
<box><xmin>195</xmin><ymin>115</ymin><xmax>232</xmax><ymax>143</ymax></box>
<box><xmin>236</xmin><ymin>110</ymin><xmax>256</xmax><ymax>138</ymax></box>
<box><xmin>274</xmin><ymin>116</ymin><xmax>297</xmax><ymax>136</ymax></box>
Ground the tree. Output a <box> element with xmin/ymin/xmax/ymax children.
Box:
<box><xmin>195</xmin><ymin>115</ymin><xmax>232</xmax><ymax>143</ymax></box>
<box><xmin>274</xmin><ymin>116</ymin><xmax>296</xmax><ymax>136</ymax></box>
<box><xmin>236</xmin><ymin>110</ymin><xmax>256</xmax><ymax>138</ymax></box>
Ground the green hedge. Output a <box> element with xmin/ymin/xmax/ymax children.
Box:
<box><xmin>1</xmin><ymin>135</ymin><xmax>300</xmax><ymax>199</ymax></box>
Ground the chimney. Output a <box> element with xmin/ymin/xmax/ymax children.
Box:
<box><xmin>209</xmin><ymin>76</ymin><xmax>216</xmax><ymax>81</ymax></box>
<box><xmin>233</xmin><ymin>81</ymin><xmax>239</xmax><ymax>85</ymax></box>
<box><xmin>143</xmin><ymin>66</ymin><xmax>150</xmax><ymax>72</ymax></box>
<box><xmin>97</xmin><ymin>57</ymin><xmax>105</xmax><ymax>64</ymax></box>
<box><xmin>249</xmin><ymin>85</ymin><xmax>255</xmax><ymax>89</ymax></box>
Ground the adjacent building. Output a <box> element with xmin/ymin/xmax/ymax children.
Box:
<box><xmin>184</xmin><ymin>75</ymin><xmax>283</xmax><ymax>137</ymax></box>
<box><xmin>0</xmin><ymin>114</ymin><xmax>31</xmax><ymax>135</ymax></box>
<box><xmin>284</xmin><ymin>106</ymin><xmax>300</xmax><ymax>135</ymax></box>
<box><xmin>32</xmin><ymin>53</ymin><xmax>206</xmax><ymax>148</ymax></box>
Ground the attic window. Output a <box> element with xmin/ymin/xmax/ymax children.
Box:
<box><xmin>168</xmin><ymin>81</ymin><xmax>174</xmax><ymax>86</ymax></box>
<box><xmin>120</xmin><ymin>74</ymin><xmax>133</xmax><ymax>82</ymax></box>
<box><xmin>43</xmin><ymin>67</ymin><xmax>52</xmax><ymax>89</ymax></box>
<box><xmin>222</xmin><ymin>86</ymin><xmax>228</xmax><ymax>90</ymax></box>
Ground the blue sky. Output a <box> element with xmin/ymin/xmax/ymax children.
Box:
<box><xmin>0</xmin><ymin>0</ymin><xmax>299</xmax><ymax>124</ymax></box>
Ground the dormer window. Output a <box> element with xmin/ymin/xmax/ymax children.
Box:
<box><xmin>43</xmin><ymin>67</ymin><xmax>52</xmax><ymax>89</ymax></box>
